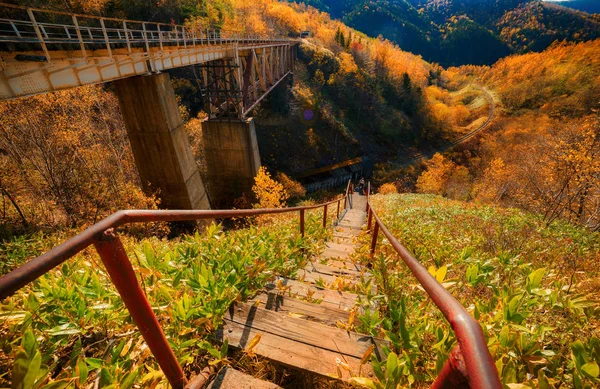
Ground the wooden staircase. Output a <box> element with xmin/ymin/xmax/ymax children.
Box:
<box><xmin>212</xmin><ymin>193</ymin><xmax>387</xmax><ymax>385</ymax></box>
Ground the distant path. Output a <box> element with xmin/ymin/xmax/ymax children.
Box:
<box><xmin>396</xmin><ymin>85</ymin><xmax>496</xmax><ymax>167</ymax></box>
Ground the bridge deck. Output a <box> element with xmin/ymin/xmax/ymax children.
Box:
<box><xmin>0</xmin><ymin>3</ymin><xmax>297</xmax><ymax>110</ymax></box>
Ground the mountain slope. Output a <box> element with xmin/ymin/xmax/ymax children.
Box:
<box><xmin>297</xmin><ymin>0</ymin><xmax>600</xmax><ymax>66</ymax></box>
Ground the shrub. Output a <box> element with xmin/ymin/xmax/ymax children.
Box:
<box><xmin>275</xmin><ymin>172</ymin><xmax>306</xmax><ymax>199</ymax></box>
<box><xmin>252</xmin><ymin>167</ymin><xmax>289</xmax><ymax>208</ymax></box>
<box><xmin>378</xmin><ymin>183</ymin><xmax>398</xmax><ymax>194</ymax></box>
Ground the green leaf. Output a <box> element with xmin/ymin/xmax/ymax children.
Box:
<box><xmin>24</xmin><ymin>351</ymin><xmax>42</xmax><ymax>389</ymax></box>
<box><xmin>386</xmin><ymin>352</ymin><xmax>398</xmax><ymax>377</ymax></box>
<box><xmin>527</xmin><ymin>267</ymin><xmax>546</xmax><ymax>292</ymax></box>
<box><xmin>98</xmin><ymin>368</ymin><xmax>112</xmax><ymax>388</ymax></box>
<box><xmin>349</xmin><ymin>377</ymin><xmax>378</xmax><ymax>389</ymax></box>
<box><xmin>85</xmin><ymin>358</ymin><xmax>103</xmax><ymax>369</ymax></box>
<box><xmin>77</xmin><ymin>358</ymin><xmax>88</xmax><ymax>386</ymax></box>
<box><xmin>538</xmin><ymin>369</ymin><xmax>551</xmax><ymax>389</ymax></box>
<box><xmin>581</xmin><ymin>362</ymin><xmax>599</xmax><ymax>378</ymax></box>
<box><xmin>40</xmin><ymin>379</ymin><xmax>73</xmax><ymax>389</ymax></box>
<box><xmin>11</xmin><ymin>350</ymin><xmax>30</xmax><ymax>389</ymax></box>
<box><xmin>500</xmin><ymin>325</ymin><xmax>510</xmax><ymax>348</ymax></box>
<box><xmin>120</xmin><ymin>370</ymin><xmax>138</xmax><ymax>389</ymax></box>
<box><xmin>22</xmin><ymin>330</ymin><xmax>36</xmax><ymax>358</ymax></box>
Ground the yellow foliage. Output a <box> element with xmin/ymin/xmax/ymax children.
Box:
<box><xmin>252</xmin><ymin>166</ymin><xmax>289</xmax><ymax>208</ymax></box>
<box><xmin>275</xmin><ymin>172</ymin><xmax>306</xmax><ymax>199</ymax></box>
<box><xmin>378</xmin><ymin>183</ymin><xmax>398</xmax><ymax>195</ymax></box>
<box><xmin>417</xmin><ymin>154</ymin><xmax>455</xmax><ymax>195</ymax></box>
<box><xmin>338</xmin><ymin>52</ymin><xmax>358</xmax><ymax>74</ymax></box>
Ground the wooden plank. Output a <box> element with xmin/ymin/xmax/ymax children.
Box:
<box><xmin>216</xmin><ymin>320</ymin><xmax>375</xmax><ymax>381</ymax></box>
<box><xmin>206</xmin><ymin>368</ymin><xmax>281</xmax><ymax>389</ymax></box>
<box><xmin>326</xmin><ymin>242</ymin><xmax>355</xmax><ymax>253</ymax></box>
<box><xmin>222</xmin><ymin>303</ymin><xmax>386</xmax><ymax>360</ymax></box>
<box><xmin>309</xmin><ymin>262</ymin><xmax>368</xmax><ymax>278</ymax></box>
<box><xmin>322</xmin><ymin>259</ymin><xmax>365</xmax><ymax>272</ymax></box>
<box><xmin>298</xmin><ymin>268</ymin><xmax>359</xmax><ymax>289</ymax></box>
<box><xmin>248</xmin><ymin>292</ymin><xmax>354</xmax><ymax>326</ymax></box>
<box><xmin>267</xmin><ymin>278</ymin><xmax>359</xmax><ymax>310</ymax></box>
<box><xmin>320</xmin><ymin>247</ymin><xmax>352</xmax><ymax>259</ymax></box>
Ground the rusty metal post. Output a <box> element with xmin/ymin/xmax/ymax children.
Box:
<box><xmin>300</xmin><ymin>209</ymin><xmax>305</xmax><ymax>237</ymax></box>
<box><xmin>367</xmin><ymin>204</ymin><xmax>373</xmax><ymax>231</ymax></box>
<box><xmin>370</xmin><ymin>222</ymin><xmax>379</xmax><ymax>256</ymax></box>
<box><xmin>366</xmin><ymin>182</ymin><xmax>370</xmax><ymax>212</ymax></box>
<box><xmin>94</xmin><ymin>229</ymin><xmax>186</xmax><ymax>389</ymax></box>
<box><xmin>322</xmin><ymin>204</ymin><xmax>328</xmax><ymax>228</ymax></box>
<box><xmin>431</xmin><ymin>346</ymin><xmax>470</xmax><ymax>389</ymax></box>
<box><xmin>336</xmin><ymin>199</ymin><xmax>340</xmax><ymax>219</ymax></box>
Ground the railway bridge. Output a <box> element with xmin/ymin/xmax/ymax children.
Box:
<box><xmin>0</xmin><ymin>3</ymin><xmax>299</xmax><ymax>208</ymax></box>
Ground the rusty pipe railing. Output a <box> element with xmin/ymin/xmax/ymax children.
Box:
<box><xmin>365</xmin><ymin>184</ymin><xmax>501</xmax><ymax>389</ymax></box>
<box><xmin>0</xmin><ymin>182</ymin><xmax>352</xmax><ymax>389</ymax></box>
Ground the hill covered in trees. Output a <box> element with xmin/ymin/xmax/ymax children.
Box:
<box><xmin>298</xmin><ymin>0</ymin><xmax>600</xmax><ymax>66</ymax></box>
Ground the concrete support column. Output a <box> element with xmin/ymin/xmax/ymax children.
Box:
<box><xmin>114</xmin><ymin>73</ymin><xmax>210</xmax><ymax>211</ymax></box>
<box><xmin>202</xmin><ymin>118</ymin><xmax>261</xmax><ymax>208</ymax></box>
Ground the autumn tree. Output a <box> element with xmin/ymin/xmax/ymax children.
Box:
<box><xmin>252</xmin><ymin>167</ymin><xmax>289</xmax><ymax>209</ymax></box>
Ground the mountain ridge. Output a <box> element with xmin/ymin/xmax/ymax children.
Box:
<box><xmin>296</xmin><ymin>0</ymin><xmax>600</xmax><ymax>66</ymax></box>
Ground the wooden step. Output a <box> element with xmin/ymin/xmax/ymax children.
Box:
<box><xmin>216</xmin><ymin>303</ymin><xmax>386</xmax><ymax>380</ymax></box>
<box><xmin>326</xmin><ymin>242</ymin><xmax>355</xmax><ymax>253</ymax></box>
<box><xmin>248</xmin><ymin>292</ymin><xmax>356</xmax><ymax>326</ymax></box>
<box><xmin>323</xmin><ymin>259</ymin><xmax>365</xmax><ymax>272</ymax></box>
<box><xmin>266</xmin><ymin>278</ymin><xmax>359</xmax><ymax>310</ymax></box>
<box><xmin>320</xmin><ymin>247</ymin><xmax>352</xmax><ymax>259</ymax></box>
<box><xmin>206</xmin><ymin>368</ymin><xmax>281</xmax><ymax>389</ymax></box>
<box><xmin>309</xmin><ymin>262</ymin><xmax>367</xmax><ymax>278</ymax></box>
<box><xmin>298</xmin><ymin>268</ymin><xmax>359</xmax><ymax>289</ymax></box>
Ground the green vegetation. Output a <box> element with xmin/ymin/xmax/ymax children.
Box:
<box><xmin>357</xmin><ymin>193</ymin><xmax>599</xmax><ymax>388</ymax></box>
<box><xmin>0</xmin><ymin>213</ymin><xmax>330</xmax><ymax>388</ymax></box>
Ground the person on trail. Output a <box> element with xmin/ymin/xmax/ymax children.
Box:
<box><xmin>358</xmin><ymin>177</ymin><xmax>365</xmax><ymax>195</ymax></box>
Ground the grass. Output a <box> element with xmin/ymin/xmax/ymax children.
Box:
<box><xmin>355</xmin><ymin>193</ymin><xmax>600</xmax><ymax>388</ymax></box>
<box><xmin>0</xmin><ymin>211</ymin><xmax>332</xmax><ymax>389</ymax></box>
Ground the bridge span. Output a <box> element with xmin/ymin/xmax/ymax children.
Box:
<box><xmin>0</xmin><ymin>3</ymin><xmax>299</xmax><ymax>210</ymax></box>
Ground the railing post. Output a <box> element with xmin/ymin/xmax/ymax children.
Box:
<box><xmin>322</xmin><ymin>204</ymin><xmax>328</xmax><ymax>228</ymax></box>
<box><xmin>431</xmin><ymin>346</ymin><xmax>470</xmax><ymax>389</ymax></box>
<box><xmin>300</xmin><ymin>209</ymin><xmax>305</xmax><ymax>237</ymax></box>
<box><xmin>26</xmin><ymin>8</ymin><xmax>51</xmax><ymax>63</ymax></box>
<box><xmin>336</xmin><ymin>199</ymin><xmax>340</xmax><ymax>219</ymax></box>
<box><xmin>72</xmin><ymin>15</ymin><xmax>88</xmax><ymax>60</ymax></box>
<box><xmin>370</xmin><ymin>222</ymin><xmax>379</xmax><ymax>256</ymax></box>
<box><xmin>366</xmin><ymin>182</ymin><xmax>370</xmax><ymax>212</ymax></box>
<box><xmin>123</xmin><ymin>20</ymin><xmax>131</xmax><ymax>53</ymax></box>
<box><xmin>99</xmin><ymin>18</ymin><xmax>113</xmax><ymax>60</ymax></box>
<box><xmin>93</xmin><ymin>229</ymin><xmax>185</xmax><ymax>389</ymax></box>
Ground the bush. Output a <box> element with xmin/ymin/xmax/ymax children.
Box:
<box><xmin>378</xmin><ymin>183</ymin><xmax>398</xmax><ymax>194</ymax></box>
<box><xmin>252</xmin><ymin>167</ymin><xmax>289</xmax><ymax>208</ymax></box>
<box><xmin>275</xmin><ymin>172</ymin><xmax>306</xmax><ymax>200</ymax></box>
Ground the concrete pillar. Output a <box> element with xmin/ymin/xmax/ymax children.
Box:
<box><xmin>114</xmin><ymin>73</ymin><xmax>210</xmax><ymax>211</ymax></box>
<box><xmin>202</xmin><ymin>118</ymin><xmax>261</xmax><ymax>208</ymax></box>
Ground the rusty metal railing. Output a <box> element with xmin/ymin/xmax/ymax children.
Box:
<box><xmin>0</xmin><ymin>181</ymin><xmax>353</xmax><ymax>389</ymax></box>
<box><xmin>365</xmin><ymin>182</ymin><xmax>502</xmax><ymax>389</ymax></box>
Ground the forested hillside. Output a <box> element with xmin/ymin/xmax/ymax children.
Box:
<box><xmin>299</xmin><ymin>0</ymin><xmax>600</xmax><ymax>66</ymax></box>
<box><xmin>410</xmin><ymin>40</ymin><xmax>600</xmax><ymax>231</ymax></box>
<box><xmin>1</xmin><ymin>0</ymin><xmax>478</xmax><ymax>234</ymax></box>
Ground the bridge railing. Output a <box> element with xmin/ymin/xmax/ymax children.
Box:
<box><xmin>0</xmin><ymin>2</ymin><xmax>293</xmax><ymax>53</ymax></box>
<box><xmin>0</xmin><ymin>180</ymin><xmax>353</xmax><ymax>389</ymax></box>
<box><xmin>365</xmin><ymin>182</ymin><xmax>502</xmax><ymax>389</ymax></box>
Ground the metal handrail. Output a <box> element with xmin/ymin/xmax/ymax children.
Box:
<box><xmin>0</xmin><ymin>181</ymin><xmax>353</xmax><ymax>389</ymax></box>
<box><xmin>0</xmin><ymin>2</ymin><xmax>294</xmax><ymax>47</ymax></box>
<box><xmin>365</xmin><ymin>182</ymin><xmax>501</xmax><ymax>389</ymax></box>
